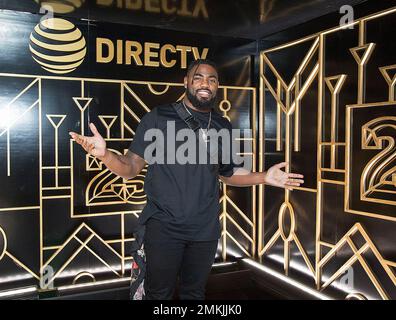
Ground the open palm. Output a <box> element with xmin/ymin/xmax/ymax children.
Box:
<box><xmin>266</xmin><ymin>162</ymin><xmax>304</xmax><ymax>190</ymax></box>
<box><xmin>69</xmin><ymin>123</ymin><xmax>106</xmax><ymax>158</ymax></box>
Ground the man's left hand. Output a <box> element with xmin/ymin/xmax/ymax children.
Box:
<box><xmin>265</xmin><ymin>162</ymin><xmax>304</xmax><ymax>190</ymax></box>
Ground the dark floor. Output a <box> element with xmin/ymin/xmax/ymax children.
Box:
<box><xmin>9</xmin><ymin>259</ymin><xmax>327</xmax><ymax>300</ymax></box>
<box><xmin>41</xmin><ymin>260</ymin><xmax>288</xmax><ymax>300</ymax></box>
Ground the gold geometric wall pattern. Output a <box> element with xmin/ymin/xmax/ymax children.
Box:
<box><xmin>219</xmin><ymin>85</ymin><xmax>257</xmax><ymax>261</ymax></box>
<box><xmin>85</xmin><ymin>152</ymin><xmax>147</xmax><ymax>207</ymax></box>
<box><xmin>0</xmin><ymin>70</ymin><xmax>256</xmax><ymax>291</ymax></box>
<box><xmin>259</xmin><ymin>35</ymin><xmax>320</xmax><ymax>277</ymax></box>
<box><xmin>360</xmin><ymin>116</ymin><xmax>396</xmax><ymax>203</ymax></box>
<box><xmin>259</xmin><ymin>7</ymin><xmax>396</xmax><ymax>299</ymax></box>
<box><xmin>346</xmin><ymin>102</ymin><xmax>396</xmax><ymax>221</ymax></box>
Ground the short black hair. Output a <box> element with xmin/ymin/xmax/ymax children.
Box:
<box><xmin>186</xmin><ymin>58</ymin><xmax>218</xmax><ymax>76</ymax></box>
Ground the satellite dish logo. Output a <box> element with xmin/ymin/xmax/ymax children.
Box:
<box><xmin>34</xmin><ymin>0</ymin><xmax>85</xmax><ymax>14</ymax></box>
<box><xmin>29</xmin><ymin>18</ymin><xmax>87</xmax><ymax>74</ymax></box>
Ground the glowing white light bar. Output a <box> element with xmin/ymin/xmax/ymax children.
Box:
<box><xmin>212</xmin><ymin>262</ymin><xmax>237</xmax><ymax>268</ymax></box>
<box><xmin>0</xmin><ymin>274</ymin><xmax>34</xmax><ymax>284</ymax></box>
<box><xmin>225</xmin><ymin>248</ymin><xmax>243</xmax><ymax>258</ymax></box>
<box><xmin>0</xmin><ymin>286</ymin><xmax>37</xmax><ymax>298</ymax></box>
<box><xmin>56</xmin><ymin>264</ymin><xmax>127</xmax><ymax>279</ymax></box>
<box><xmin>57</xmin><ymin>277</ymin><xmax>131</xmax><ymax>291</ymax></box>
<box><xmin>266</xmin><ymin>254</ymin><xmax>349</xmax><ymax>295</ymax></box>
<box><xmin>242</xmin><ymin>258</ymin><xmax>333</xmax><ymax>300</ymax></box>
<box><xmin>266</xmin><ymin>254</ymin><xmax>375</xmax><ymax>299</ymax></box>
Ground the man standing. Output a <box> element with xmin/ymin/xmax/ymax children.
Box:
<box><xmin>69</xmin><ymin>59</ymin><xmax>304</xmax><ymax>300</ymax></box>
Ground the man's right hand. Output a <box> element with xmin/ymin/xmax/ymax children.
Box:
<box><xmin>69</xmin><ymin>123</ymin><xmax>107</xmax><ymax>159</ymax></box>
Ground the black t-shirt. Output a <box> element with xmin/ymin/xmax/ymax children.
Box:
<box><xmin>129</xmin><ymin>103</ymin><xmax>239</xmax><ymax>241</ymax></box>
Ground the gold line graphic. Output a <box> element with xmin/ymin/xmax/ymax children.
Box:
<box><xmin>98</xmin><ymin>115</ymin><xmax>118</xmax><ymax>139</ymax></box>
<box><xmin>379</xmin><ymin>64</ymin><xmax>396</xmax><ymax>101</ymax></box>
<box><xmin>325</xmin><ymin>75</ymin><xmax>347</xmax><ymax>169</ymax></box>
<box><xmin>0</xmin><ymin>71</ymin><xmax>256</xmax><ymax>292</ymax></box>
<box><xmin>350</xmin><ymin>43</ymin><xmax>376</xmax><ymax>104</ymax></box>
<box><xmin>259</xmin><ymin>7</ymin><xmax>396</xmax><ymax>299</ymax></box>
<box><xmin>46</xmin><ymin>115</ymin><xmax>67</xmax><ymax>187</ymax></box>
<box><xmin>72</xmin><ymin>272</ymin><xmax>96</xmax><ymax>285</ymax></box>
<box><xmin>346</xmin><ymin>102</ymin><xmax>396</xmax><ymax>222</ymax></box>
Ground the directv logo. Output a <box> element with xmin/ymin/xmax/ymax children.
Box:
<box><xmin>29</xmin><ymin>17</ymin><xmax>208</xmax><ymax>74</ymax></box>
<box><xmin>29</xmin><ymin>18</ymin><xmax>87</xmax><ymax>74</ymax></box>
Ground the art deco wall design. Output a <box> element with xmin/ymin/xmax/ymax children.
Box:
<box><xmin>0</xmin><ymin>10</ymin><xmax>256</xmax><ymax>292</ymax></box>
<box><xmin>259</xmin><ymin>7</ymin><xmax>396</xmax><ymax>299</ymax></box>
<box><xmin>0</xmin><ymin>72</ymin><xmax>256</xmax><ymax>291</ymax></box>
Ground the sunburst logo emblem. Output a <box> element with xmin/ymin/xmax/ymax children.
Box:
<box><xmin>29</xmin><ymin>18</ymin><xmax>87</xmax><ymax>74</ymax></box>
<box><xmin>34</xmin><ymin>0</ymin><xmax>85</xmax><ymax>14</ymax></box>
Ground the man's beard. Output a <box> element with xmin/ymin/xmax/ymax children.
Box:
<box><xmin>186</xmin><ymin>88</ymin><xmax>217</xmax><ymax>110</ymax></box>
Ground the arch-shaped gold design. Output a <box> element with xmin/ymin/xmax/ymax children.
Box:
<box><xmin>0</xmin><ymin>226</ymin><xmax>7</xmax><ymax>261</ymax></box>
<box><xmin>345</xmin><ymin>293</ymin><xmax>368</xmax><ymax>300</ymax></box>
<box><xmin>278</xmin><ymin>202</ymin><xmax>296</xmax><ymax>242</ymax></box>
<box><xmin>147</xmin><ymin>84</ymin><xmax>170</xmax><ymax>95</ymax></box>
<box><xmin>72</xmin><ymin>271</ymin><xmax>96</xmax><ymax>285</ymax></box>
